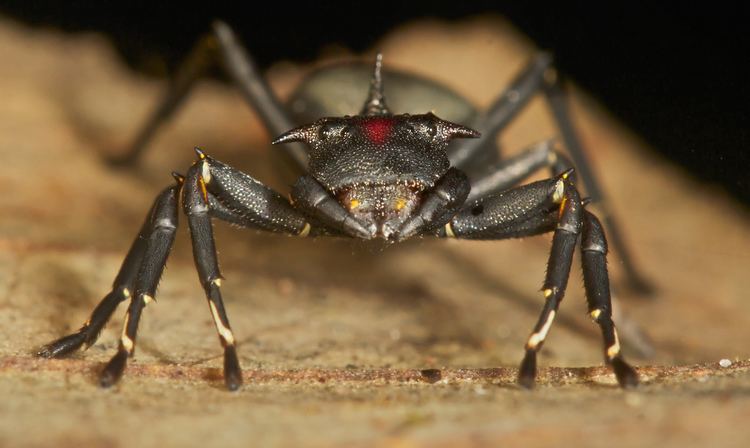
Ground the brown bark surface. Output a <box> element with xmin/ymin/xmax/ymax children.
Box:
<box><xmin>0</xmin><ymin>15</ymin><xmax>748</xmax><ymax>448</ymax></box>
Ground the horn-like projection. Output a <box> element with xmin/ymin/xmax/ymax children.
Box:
<box><xmin>438</xmin><ymin>119</ymin><xmax>481</xmax><ymax>140</ymax></box>
<box><xmin>360</xmin><ymin>53</ymin><xmax>391</xmax><ymax>116</ymax></box>
<box><xmin>423</xmin><ymin>112</ymin><xmax>480</xmax><ymax>140</ymax></box>
<box><xmin>272</xmin><ymin>123</ymin><xmax>317</xmax><ymax>146</ymax></box>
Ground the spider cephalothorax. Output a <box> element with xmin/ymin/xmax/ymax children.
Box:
<box><xmin>274</xmin><ymin>56</ymin><xmax>479</xmax><ymax>239</ymax></box>
<box><xmin>276</xmin><ymin>113</ymin><xmax>476</xmax><ymax>240</ymax></box>
<box><xmin>37</xmin><ymin>21</ymin><xmax>645</xmax><ymax>392</ymax></box>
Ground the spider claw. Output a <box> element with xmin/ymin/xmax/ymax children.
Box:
<box><xmin>100</xmin><ymin>350</ymin><xmax>128</xmax><ymax>388</ymax></box>
<box><xmin>36</xmin><ymin>332</ymin><xmax>87</xmax><ymax>358</ymax></box>
<box><xmin>611</xmin><ymin>357</ymin><xmax>639</xmax><ymax>388</ymax></box>
<box><xmin>223</xmin><ymin>345</ymin><xmax>243</xmax><ymax>391</ymax></box>
<box><xmin>518</xmin><ymin>350</ymin><xmax>537</xmax><ymax>389</ymax></box>
<box><xmin>272</xmin><ymin>125</ymin><xmax>315</xmax><ymax>145</ymax></box>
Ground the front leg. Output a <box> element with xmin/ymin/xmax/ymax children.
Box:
<box><xmin>437</xmin><ymin>173</ymin><xmax>639</xmax><ymax>388</ymax></box>
<box><xmin>38</xmin><ymin>150</ymin><xmax>319</xmax><ymax>390</ymax></box>
<box><xmin>38</xmin><ymin>187</ymin><xmax>179</xmax><ymax>361</ymax></box>
<box><xmin>395</xmin><ymin>168</ymin><xmax>470</xmax><ymax>240</ymax></box>
<box><xmin>180</xmin><ymin>163</ymin><xmax>245</xmax><ymax>390</ymax></box>
<box><xmin>289</xmin><ymin>175</ymin><xmax>375</xmax><ymax>239</ymax></box>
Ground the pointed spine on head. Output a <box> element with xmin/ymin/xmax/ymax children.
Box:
<box><xmin>437</xmin><ymin>118</ymin><xmax>481</xmax><ymax>141</ymax></box>
<box><xmin>360</xmin><ymin>53</ymin><xmax>391</xmax><ymax>116</ymax></box>
<box><xmin>272</xmin><ymin>123</ymin><xmax>317</xmax><ymax>146</ymax></box>
<box><xmin>425</xmin><ymin>112</ymin><xmax>481</xmax><ymax>141</ymax></box>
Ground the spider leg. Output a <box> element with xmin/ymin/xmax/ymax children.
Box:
<box><xmin>465</xmin><ymin>139</ymin><xmax>574</xmax><ymax>203</ymax></box>
<box><xmin>39</xmin><ymin>149</ymin><xmax>325</xmax><ymax>389</ymax></box>
<box><xmin>463</xmin><ymin>146</ymin><xmax>656</xmax><ymax>357</ymax></box>
<box><xmin>36</xmin><ymin>193</ymin><xmax>172</xmax><ymax>358</ymax></box>
<box><xmin>289</xmin><ymin>175</ymin><xmax>375</xmax><ymax>239</ymax></box>
<box><xmin>181</xmin><ymin>163</ymin><xmax>246</xmax><ymax>390</ymax></box>
<box><xmin>434</xmin><ymin>173</ymin><xmax>638</xmax><ymax>389</ymax></box>
<box><xmin>184</xmin><ymin>151</ymin><xmax>374</xmax><ymax>387</ymax></box>
<box><xmin>449</xmin><ymin>53</ymin><xmax>651</xmax><ymax>295</ymax></box>
<box><xmin>449</xmin><ymin>53</ymin><xmax>553</xmax><ymax>169</ymax></box>
<box><xmin>543</xmin><ymin>77</ymin><xmax>653</xmax><ymax>295</ymax></box>
<box><xmin>517</xmin><ymin>179</ymin><xmax>582</xmax><ymax>389</ymax></box>
<box><xmin>393</xmin><ymin>168</ymin><xmax>470</xmax><ymax>240</ymax></box>
<box><xmin>100</xmin><ymin>185</ymin><xmax>180</xmax><ymax>387</ymax></box>
<box><xmin>434</xmin><ymin>175</ymin><xmax>565</xmax><ymax>240</ymax></box>
<box><xmin>192</xmin><ymin>149</ymin><xmax>310</xmax><ymax>235</ymax></box>
<box><xmin>110</xmin><ymin>21</ymin><xmax>307</xmax><ymax>172</ymax></box>
<box><xmin>580</xmin><ymin>210</ymin><xmax>639</xmax><ymax>387</ymax></box>
<box><xmin>178</xmin><ymin>151</ymin><xmax>324</xmax><ymax>390</ymax></box>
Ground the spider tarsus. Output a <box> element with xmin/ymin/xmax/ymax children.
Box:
<box><xmin>611</xmin><ymin>357</ymin><xmax>639</xmax><ymax>388</ymax></box>
<box><xmin>223</xmin><ymin>346</ymin><xmax>243</xmax><ymax>391</ymax></box>
<box><xmin>99</xmin><ymin>350</ymin><xmax>128</xmax><ymax>388</ymax></box>
<box><xmin>36</xmin><ymin>332</ymin><xmax>87</xmax><ymax>358</ymax></box>
<box><xmin>518</xmin><ymin>350</ymin><xmax>537</xmax><ymax>389</ymax></box>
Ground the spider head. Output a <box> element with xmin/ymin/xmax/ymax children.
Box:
<box><xmin>273</xmin><ymin>54</ymin><xmax>478</xmax><ymax>239</ymax></box>
<box><xmin>275</xmin><ymin>113</ymin><xmax>476</xmax><ymax>238</ymax></box>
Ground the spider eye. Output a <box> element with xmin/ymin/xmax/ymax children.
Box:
<box><xmin>413</xmin><ymin>122</ymin><xmax>437</xmax><ymax>139</ymax></box>
<box><xmin>318</xmin><ymin>121</ymin><xmax>350</xmax><ymax>141</ymax></box>
<box><xmin>424</xmin><ymin>122</ymin><xmax>437</xmax><ymax>138</ymax></box>
<box><xmin>318</xmin><ymin>123</ymin><xmax>335</xmax><ymax>141</ymax></box>
<box><xmin>404</xmin><ymin>115</ymin><xmax>438</xmax><ymax>139</ymax></box>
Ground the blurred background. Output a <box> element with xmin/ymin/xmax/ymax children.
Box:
<box><xmin>2</xmin><ymin>1</ymin><xmax>748</xmax><ymax>206</ymax></box>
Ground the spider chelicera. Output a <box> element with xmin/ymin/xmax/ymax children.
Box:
<box><xmin>38</xmin><ymin>21</ymin><xmax>646</xmax><ymax>391</ymax></box>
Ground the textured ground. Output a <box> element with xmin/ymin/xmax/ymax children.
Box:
<box><xmin>0</xmin><ymin>15</ymin><xmax>749</xmax><ymax>448</ymax></box>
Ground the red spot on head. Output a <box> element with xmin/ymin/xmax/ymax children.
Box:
<box><xmin>362</xmin><ymin>117</ymin><xmax>394</xmax><ymax>145</ymax></box>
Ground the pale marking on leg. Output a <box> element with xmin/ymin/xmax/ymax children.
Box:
<box><xmin>122</xmin><ymin>287</ymin><xmax>131</xmax><ymax>298</ymax></box>
<box><xmin>543</xmin><ymin>288</ymin><xmax>554</xmax><ymax>298</ymax></box>
<box><xmin>120</xmin><ymin>335</ymin><xmax>134</xmax><ymax>353</ymax></box>
<box><xmin>155</xmin><ymin>218</ymin><xmax>177</xmax><ymax>230</ymax></box>
<box><xmin>526</xmin><ymin>310</ymin><xmax>557</xmax><ymax>350</ymax></box>
<box><xmin>589</xmin><ymin>308</ymin><xmax>602</xmax><ymax>321</ymax></box>
<box><xmin>607</xmin><ymin>329</ymin><xmax>622</xmax><ymax>360</ymax></box>
<box><xmin>552</xmin><ymin>179</ymin><xmax>565</xmax><ymax>203</ymax></box>
<box><xmin>211</xmin><ymin>278</ymin><xmax>222</xmax><ymax>287</ymax></box>
<box><xmin>209</xmin><ymin>301</ymin><xmax>236</xmax><ymax>346</ymax></box>
<box><xmin>142</xmin><ymin>294</ymin><xmax>154</xmax><ymax>306</ymax></box>
<box><xmin>444</xmin><ymin>222</ymin><xmax>456</xmax><ymax>238</ymax></box>
<box><xmin>297</xmin><ymin>222</ymin><xmax>311</xmax><ymax>237</ymax></box>
<box><xmin>201</xmin><ymin>160</ymin><xmax>211</xmax><ymax>183</ymax></box>
<box><xmin>120</xmin><ymin>314</ymin><xmax>134</xmax><ymax>354</ymax></box>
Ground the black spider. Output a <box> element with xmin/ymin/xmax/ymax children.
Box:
<box><xmin>38</xmin><ymin>21</ymin><xmax>646</xmax><ymax>391</ymax></box>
